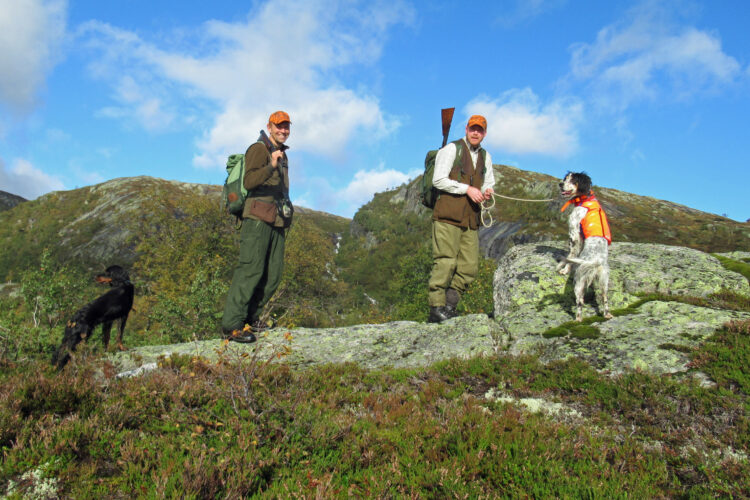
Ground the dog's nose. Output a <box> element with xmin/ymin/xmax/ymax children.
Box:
<box><xmin>558</xmin><ymin>182</ymin><xmax>563</xmax><ymax>188</ymax></box>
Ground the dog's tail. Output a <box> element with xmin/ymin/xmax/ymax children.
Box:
<box><xmin>563</xmin><ymin>257</ymin><xmax>586</xmax><ymax>265</ymax></box>
<box><xmin>563</xmin><ymin>256</ymin><xmax>606</xmax><ymax>266</ymax></box>
<box><xmin>566</xmin><ymin>258</ymin><xmax>606</xmax><ymax>289</ymax></box>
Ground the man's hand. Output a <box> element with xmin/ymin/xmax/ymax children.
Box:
<box><xmin>270</xmin><ymin>150</ymin><xmax>284</xmax><ymax>168</ymax></box>
<box><xmin>484</xmin><ymin>187</ymin><xmax>494</xmax><ymax>201</ymax></box>
<box><xmin>466</xmin><ymin>186</ymin><xmax>484</xmax><ymax>204</ymax></box>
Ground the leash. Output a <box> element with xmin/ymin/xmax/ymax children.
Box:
<box><xmin>480</xmin><ymin>192</ymin><xmax>557</xmax><ymax>228</ymax></box>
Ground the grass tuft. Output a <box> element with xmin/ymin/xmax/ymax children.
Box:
<box><xmin>713</xmin><ymin>254</ymin><xmax>750</xmax><ymax>283</ymax></box>
<box><xmin>542</xmin><ymin>322</ymin><xmax>601</xmax><ymax>339</ymax></box>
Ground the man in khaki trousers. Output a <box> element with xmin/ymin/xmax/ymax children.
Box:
<box><xmin>428</xmin><ymin>115</ymin><xmax>495</xmax><ymax>323</ymax></box>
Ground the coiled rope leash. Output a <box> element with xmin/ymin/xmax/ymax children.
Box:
<box><xmin>480</xmin><ymin>192</ymin><xmax>557</xmax><ymax>228</ymax></box>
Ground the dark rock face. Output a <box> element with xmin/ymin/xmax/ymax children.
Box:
<box><xmin>0</xmin><ymin>190</ymin><xmax>26</xmax><ymax>211</ymax></box>
<box><xmin>478</xmin><ymin>221</ymin><xmax>553</xmax><ymax>260</ymax></box>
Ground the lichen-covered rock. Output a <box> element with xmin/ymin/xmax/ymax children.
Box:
<box><xmin>494</xmin><ymin>241</ymin><xmax>748</xmax><ymax>334</ymax></box>
<box><xmin>111</xmin><ymin>314</ymin><xmax>503</xmax><ymax>375</ymax></box>
<box><xmin>494</xmin><ymin>241</ymin><xmax>750</xmax><ymax>374</ymax></box>
<box><xmin>522</xmin><ymin>301</ymin><xmax>750</xmax><ymax>375</ymax></box>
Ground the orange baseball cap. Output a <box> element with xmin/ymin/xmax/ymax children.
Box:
<box><xmin>467</xmin><ymin>115</ymin><xmax>487</xmax><ymax>130</ymax></box>
<box><xmin>268</xmin><ymin>110</ymin><xmax>291</xmax><ymax>125</ymax></box>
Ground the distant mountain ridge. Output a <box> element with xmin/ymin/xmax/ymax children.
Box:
<box><xmin>0</xmin><ymin>176</ymin><xmax>349</xmax><ymax>281</ymax></box>
<box><xmin>0</xmin><ymin>190</ymin><xmax>26</xmax><ymax>212</ymax></box>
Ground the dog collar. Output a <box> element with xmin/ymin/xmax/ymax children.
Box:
<box><xmin>560</xmin><ymin>191</ymin><xmax>595</xmax><ymax>212</ymax></box>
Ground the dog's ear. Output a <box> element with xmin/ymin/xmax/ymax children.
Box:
<box><xmin>572</xmin><ymin>172</ymin><xmax>592</xmax><ymax>195</ymax></box>
<box><xmin>103</xmin><ymin>265</ymin><xmax>129</xmax><ymax>284</ymax></box>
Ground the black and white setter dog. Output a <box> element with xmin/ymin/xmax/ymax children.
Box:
<box><xmin>557</xmin><ymin>172</ymin><xmax>613</xmax><ymax>322</ymax></box>
<box><xmin>52</xmin><ymin>265</ymin><xmax>134</xmax><ymax>370</ymax></box>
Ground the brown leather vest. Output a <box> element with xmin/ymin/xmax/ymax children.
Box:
<box><xmin>432</xmin><ymin>140</ymin><xmax>485</xmax><ymax>229</ymax></box>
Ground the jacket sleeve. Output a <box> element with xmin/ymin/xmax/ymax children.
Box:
<box><xmin>481</xmin><ymin>150</ymin><xmax>495</xmax><ymax>193</ymax></box>
<box><xmin>243</xmin><ymin>142</ymin><xmax>275</xmax><ymax>192</ymax></box>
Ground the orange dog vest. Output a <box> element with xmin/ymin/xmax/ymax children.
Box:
<box><xmin>561</xmin><ymin>192</ymin><xmax>612</xmax><ymax>245</ymax></box>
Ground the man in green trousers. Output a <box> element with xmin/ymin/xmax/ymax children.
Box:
<box><xmin>428</xmin><ymin>115</ymin><xmax>495</xmax><ymax>323</ymax></box>
<box><xmin>221</xmin><ymin>111</ymin><xmax>293</xmax><ymax>342</ymax></box>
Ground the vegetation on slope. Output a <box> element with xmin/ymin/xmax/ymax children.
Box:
<box><xmin>1</xmin><ymin>314</ymin><xmax>748</xmax><ymax>498</ymax></box>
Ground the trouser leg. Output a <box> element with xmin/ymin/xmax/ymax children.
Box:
<box><xmin>222</xmin><ymin>219</ymin><xmax>272</xmax><ymax>330</ymax></box>
<box><xmin>428</xmin><ymin>221</ymin><xmax>462</xmax><ymax>307</ymax></box>
<box><xmin>246</xmin><ymin>226</ymin><xmax>286</xmax><ymax>321</ymax></box>
<box><xmin>449</xmin><ymin>227</ymin><xmax>479</xmax><ymax>294</ymax></box>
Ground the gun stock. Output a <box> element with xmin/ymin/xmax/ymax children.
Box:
<box><xmin>441</xmin><ymin>107</ymin><xmax>455</xmax><ymax>148</ymax></box>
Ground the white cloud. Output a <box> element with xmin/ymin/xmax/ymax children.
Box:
<box><xmin>497</xmin><ymin>0</ymin><xmax>566</xmax><ymax>27</ymax></box>
<box><xmin>95</xmin><ymin>76</ymin><xmax>176</xmax><ymax>132</ymax></box>
<box><xmin>342</xmin><ymin>167</ymin><xmax>420</xmax><ymax>206</ymax></box>
<box><xmin>291</xmin><ymin>165</ymin><xmax>419</xmax><ymax>217</ymax></box>
<box><xmin>568</xmin><ymin>1</ymin><xmax>741</xmax><ymax>110</ymax></box>
<box><xmin>78</xmin><ymin>0</ymin><xmax>411</xmax><ymax>168</ymax></box>
<box><xmin>467</xmin><ymin>88</ymin><xmax>582</xmax><ymax>157</ymax></box>
<box><xmin>0</xmin><ymin>157</ymin><xmax>65</xmax><ymax>199</ymax></box>
<box><xmin>0</xmin><ymin>0</ymin><xmax>67</xmax><ymax>113</ymax></box>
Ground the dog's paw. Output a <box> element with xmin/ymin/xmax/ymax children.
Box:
<box><xmin>604</xmin><ymin>312</ymin><xmax>613</xmax><ymax>319</ymax></box>
<box><xmin>557</xmin><ymin>265</ymin><xmax>570</xmax><ymax>275</ymax></box>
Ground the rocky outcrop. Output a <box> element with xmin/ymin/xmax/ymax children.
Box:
<box><xmin>493</xmin><ymin>242</ymin><xmax>750</xmax><ymax>374</ymax></box>
<box><xmin>111</xmin><ymin>314</ymin><xmax>503</xmax><ymax>374</ymax></box>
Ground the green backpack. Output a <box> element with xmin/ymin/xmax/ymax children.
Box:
<box><xmin>222</xmin><ymin>153</ymin><xmax>246</xmax><ymax>217</ymax></box>
<box><xmin>421</xmin><ymin>140</ymin><xmax>464</xmax><ymax>209</ymax></box>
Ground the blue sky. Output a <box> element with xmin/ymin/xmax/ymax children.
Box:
<box><xmin>1</xmin><ymin>0</ymin><xmax>749</xmax><ymax>221</ymax></box>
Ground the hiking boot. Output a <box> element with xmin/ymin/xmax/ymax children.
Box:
<box><xmin>222</xmin><ymin>328</ymin><xmax>257</xmax><ymax>344</ymax></box>
<box><xmin>428</xmin><ymin>306</ymin><xmax>450</xmax><ymax>324</ymax></box>
<box><xmin>249</xmin><ymin>319</ymin><xmax>269</xmax><ymax>333</ymax></box>
<box><xmin>445</xmin><ymin>289</ymin><xmax>460</xmax><ymax>319</ymax></box>
<box><xmin>443</xmin><ymin>304</ymin><xmax>458</xmax><ymax>319</ymax></box>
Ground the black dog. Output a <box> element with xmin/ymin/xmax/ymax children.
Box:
<box><xmin>52</xmin><ymin>265</ymin><xmax>134</xmax><ymax>370</ymax></box>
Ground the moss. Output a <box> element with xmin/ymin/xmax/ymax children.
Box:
<box><xmin>713</xmin><ymin>254</ymin><xmax>750</xmax><ymax>284</ymax></box>
<box><xmin>570</xmin><ymin>324</ymin><xmax>601</xmax><ymax>339</ymax></box>
<box><xmin>657</xmin><ymin>343</ymin><xmax>693</xmax><ymax>353</ymax></box>
<box><xmin>542</xmin><ymin>322</ymin><xmax>601</xmax><ymax>339</ymax></box>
